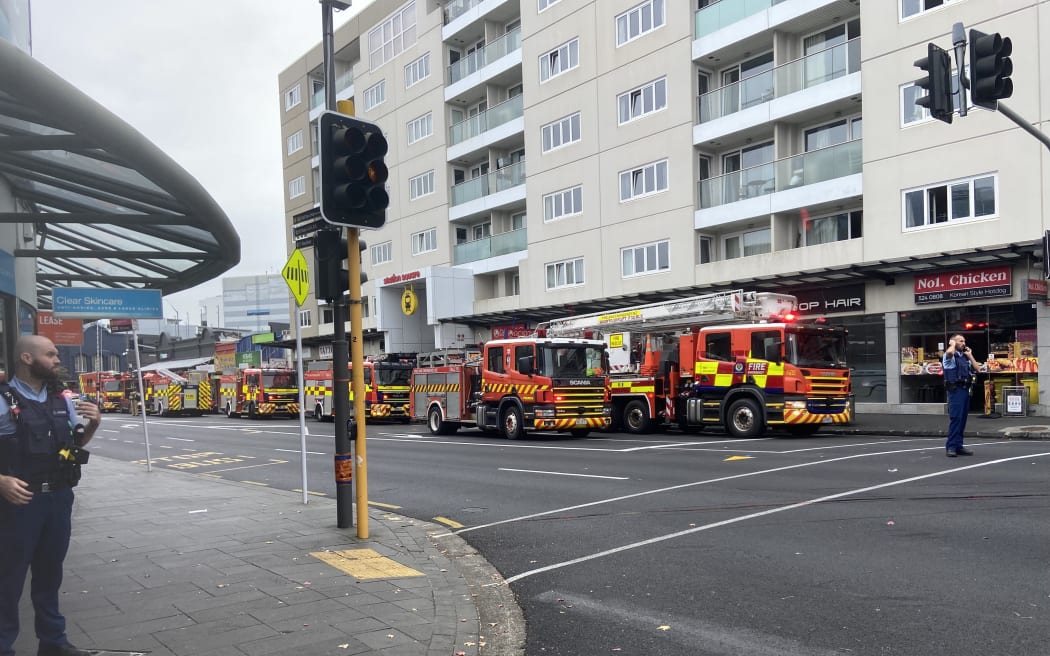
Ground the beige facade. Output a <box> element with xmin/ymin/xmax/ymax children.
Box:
<box><xmin>280</xmin><ymin>0</ymin><xmax>1050</xmax><ymax>414</ymax></box>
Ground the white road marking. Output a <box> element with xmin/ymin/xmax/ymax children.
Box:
<box><xmin>619</xmin><ymin>438</ymin><xmax>770</xmax><ymax>452</ymax></box>
<box><xmin>505</xmin><ymin>451</ymin><xmax>1050</xmax><ymax>583</ymax></box>
<box><xmin>101</xmin><ymin>429</ymin><xmax>120</xmax><ymax>433</ymax></box>
<box><xmin>452</xmin><ymin>442</ymin><xmax>1027</xmax><ymax>536</ymax></box>
<box><xmin>200</xmin><ymin>460</ymin><xmax>289</xmax><ymax>473</ymax></box>
<box><xmin>274</xmin><ymin>448</ymin><xmax>326</xmax><ymax>455</ymax></box>
<box><xmin>499</xmin><ymin>468</ymin><xmax>629</xmax><ymax>480</ymax></box>
<box><xmin>165</xmin><ymin>437</ymin><xmax>195</xmax><ymax>442</ymax></box>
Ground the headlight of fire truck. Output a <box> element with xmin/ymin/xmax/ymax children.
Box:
<box><xmin>535</xmin><ymin>408</ymin><xmax>556</xmax><ymax>418</ymax></box>
<box><xmin>602</xmin><ymin>406</ymin><xmax>612</xmax><ymax>416</ymax></box>
<box><xmin>786</xmin><ymin>400</ymin><xmax>808</xmax><ymax>410</ymax></box>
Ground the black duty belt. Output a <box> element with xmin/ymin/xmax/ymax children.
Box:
<box><xmin>27</xmin><ymin>480</ymin><xmax>73</xmax><ymax>493</ymax></box>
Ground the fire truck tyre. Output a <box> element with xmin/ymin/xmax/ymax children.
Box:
<box><xmin>726</xmin><ymin>397</ymin><xmax>764</xmax><ymax>438</ymax></box>
<box><xmin>785</xmin><ymin>424</ymin><xmax>821</xmax><ymax>437</ymax></box>
<box><xmin>428</xmin><ymin>407</ymin><xmax>452</xmax><ymax>435</ymax></box>
<box><xmin>314</xmin><ymin>404</ymin><xmax>325</xmax><ymax>422</ymax></box>
<box><xmin>500</xmin><ymin>405</ymin><xmax>525</xmax><ymax>440</ymax></box>
<box><xmin>623</xmin><ymin>400</ymin><xmax>652</xmax><ymax>434</ymax></box>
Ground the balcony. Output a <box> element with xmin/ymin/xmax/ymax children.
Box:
<box><xmin>446</xmin><ymin>0</ymin><xmax>482</xmax><ymax>23</ymax></box>
<box><xmin>444</xmin><ymin>0</ymin><xmax>518</xmax><ymax>41</ymax></box>
<box><xmin>450</xmin><ymin>95</ymin><xmax>523</xmax><ymax>145</ymax></box>
<box><xmin>446</xmin><ymin>28</ymin><xmax>522</xmax><ymax>102</ymax></box>
<box><xmin>695</xmin><ymin>0</ymin><xmax>788</xmax><ymax>38</ymax></box>
<box><xmin>695</xmin><ymin>140</ymin><xmax>862</xmax><ymax>227</ymax></box>
<box><xmin>308</xmin><ymin>69</ymin><xmax>354</xmax><ymax>116</ymax></box>
<box><xmin>693</xmin><ymin>0</ymin><xmax>849</xmax><ymax>61</ymax></box>
<box><xmin>447</xmin><ymin>95</ymin><xmax>524</xmax><ymax>162</ymax></box>
<box><xmin>454</xmin><ymin>228</ymin><xmax>527</xmax><ymax>265</ymax></box>
<box><xmin>451</xmin><ymin>160</ymin><xmax>525</xmax><ymax>206</ymax></box>
<box><xmin>697</xmin><ymin>38</ymin><xmax>859</xmax><ymax>124</ymax></box>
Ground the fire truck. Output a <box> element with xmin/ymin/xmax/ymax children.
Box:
<box><xmin>410</xmin><ymin>339</ymin><xmax>612</xmax><ymax>439</ymax></box>
<box><xmin>77</xmin><ymin>371</ymin><xmax>124</xmax><ymax>412</ymax></box>
<box><xmin>540</xmin><ymin>289</ymin><xmax>852</xmax><ymax>437</ymax></box>
<box><xmin>303</xmin><ymin>354</ymin><xmax>415</xmax><ymax>422</ymax></box>
<box><xmin>220</xmin><ymin>367</ymin><xmax>299</xmax><ymax>418</ymax></box>
<box><xmin>140</xmin><ymin>369</ymin><xmax>212</xmax><ymax>416</ymax></box>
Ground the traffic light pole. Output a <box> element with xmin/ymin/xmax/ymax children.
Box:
<box><xmin>347</xmin><ymin>230</ymin><xmax>368</xmax><ymax>539</ymax></box>
<box><xmin>322</xmin><ymin>0</ymin><xmax>356</xmax><ymax>531</ymax></box>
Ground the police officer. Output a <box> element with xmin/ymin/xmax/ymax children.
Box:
<box><xmin>0</xmin><ymin>335</ymin><xmax>100</xmax><ymax>656</ymax></box>
<box><xmin>942</xmin><ymin>334</ymin><xmax>980</xmax><ymax>457</ymax></box>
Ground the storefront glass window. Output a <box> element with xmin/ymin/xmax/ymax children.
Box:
<box><xmin>838</xmin><ymin>314</ymin><xmax>886</xmax><ymax>403</ymax></box>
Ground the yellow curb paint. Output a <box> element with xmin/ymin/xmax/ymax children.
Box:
<box><xmin>368</xmin><ymin>500</ymin><xmax>402</xmax><ymax>509</ymax></box>
<box><xmin>433</xmin><ymin>516</ymin><xmax>464</xmax><ymax>529</ymax></box>
<box><xmin>292</xmin><ymin>489</ymin><xmax>328</xmax><ymax>497</ymax></box>
<box><xmin>724</xmin><ymin>455</ymin><xmax>754</xmax><ymax>461</ymax></box>
<box><xmin>310</xmin><ymin>549</ymin><xmax>424</xmax><ymax>579</ymax></box>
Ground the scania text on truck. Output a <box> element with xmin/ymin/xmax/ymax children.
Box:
<box><xmin>410</xmin><ymin>338</ymin><xmax>612</xmax><ymax>439</ymax></box>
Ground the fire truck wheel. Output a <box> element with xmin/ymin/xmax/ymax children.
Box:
<box><xmin>225</xmin><ymin>402</ymin><xmax>233</xmax><ymax>417</ymax></box>
<box><xmin>500</xmin><ymin>405</ymin><xmax>524</xmax><ymax>440</ymax></box>
<box><xmin>623</xmin><ymin>400</ymin><xmax>652</xmax><ymax>434</ymax></box>
<box><xmin>726</xmin><ymin>397</ymin><xmax>764</xmax><ymax>438</ymax></box>
<box><xmin>428</xmin><ymin>406</ymin><xmax>451</xmax><ymax>435</ymax></box>
<box><xmin>314</xmin><ymin>405</ymin><xmax>325</xmax><ymax>422</ymax></box>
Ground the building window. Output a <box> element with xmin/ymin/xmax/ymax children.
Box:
<box><xmin>903</xmin><ymin>175</ymin><xmax>997</xmax><ymax>229</ymax></box>
<box><xmin>299</xmin><ymin>309</ymin><xmax>312</xmax><ymax>328</ymax></box>
<box><xmin>407</xmin><ymin>112</ymin><xmax>433</xmax><ymax>144</ymax></box>
<box><xmin>804</xmin><ymin>210</ymin><xmax>863</xmax><ymax>246</ymax></box>
<box><xmin>322</xmin><ymin>308</ymin><xmax>334</xmax><ymax>324</ymax></box>
<box><xmin>288</xmin><ymin>176</ymin><xmax>306</xmax><ymax>199</ymax></box>
<box><xmin>617</xmin><ymin>77</ymin><xmax>667</xmax><ymax>124</ymax></box>
<box><xmin>409</xmin><ymin>170</ymin><xmax>435</xmax><ymax>199</ymax></box>
<box><xmin>411</xmin><ymin>227</ymin><xmax>438</xmax><ymax>255</ymax></box>
<box><xmin>371</xmin><ymin>241</ymin><xmax>392</xmax><ymax>265</ymax></box>
<box><xmin>698</xmin><ymin>234</ymin><xmax>715</xmax><ymax>264</ymax></box>
<box><xmin>622</xmin><ymin>239</ymin><xmax>669</xmax><ymax>277</ymax></box>
<box><xmin>538</xmin><ymin>0</ymin><xmax>561</xmax><ymax>11</ymax></box>
<box><xmin>543</xmin><ymin>185</ymin><xmax>583</xmax><ymax>222</ymax></box>
<box><xmin>546</xmin><ymin>257</ymin><xmax>584</xmax><ymax>290</ymax></box>
<box><xmin>540</xmin><ymin>38</ymin><xmax>579</xmax><ymax>82</ymax></box>
<box><xmin>286</xmin><ymin>130</ymin><xmax>303</xmax><ymax>155</ymax></box>
<box><xmin>405</xmin><ymin>52</ymin><xmax>430</xmax><ymax>87</ymax></box>
<box><xmin>284</xmin><ymin>84</ymin><xmax>301</xmax><ymax>110</ymax></box>
<box><xmin>363</xmin><ymin>80</ymin><xmax>386</xmax><ymax>111</ymax></box>
<box><xmin>901</xmin><ymin>72</ymin><xmax>969</xmax><ymax>126</ymax></box>
<box><xmin>616</xmin><ymin>0</ymin><xmax>665</xmax><ymax>47</ymax></box>
<box><xmin>541</xmin><ymin>112</ymin><xmax>581</xmax><ymax>152</ymax></box>
<box><xmin>619</xmin><ymin>159</ymin><xmax>668</xmax><ymax>202</ymax></box>
<box><xmin>369</xmin><ymin>1</ymin><xmax>417</xmax><ymax>70</ymax></box>
<box><xmin>724</xmin><ymin>227</ymin><xmax>771</xmax><ymax>259</ymax></box>
<box><xmin>901</xmin><ymin>0</ymin><xmax>959</xmax><ymax>20</ymax></box>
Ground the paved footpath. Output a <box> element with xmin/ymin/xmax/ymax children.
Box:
<box><xmin>14</xmin><ymin>458</ymin><xmax>524</xmax><ymax>656</ymax></box>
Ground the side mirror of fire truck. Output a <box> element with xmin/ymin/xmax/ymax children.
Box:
<box><xmin>518</xmin><ymin>355</ymin><xmax>534</xmax><ymax>376</ymax></box>
<box><xmin>764</xmin><ymin>341</ymin><xmax>783</xmax><ymax>364</ymax></box>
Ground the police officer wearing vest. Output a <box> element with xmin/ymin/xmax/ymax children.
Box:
<box><xmin>942</xmin><ymin>333</ymin><xmax>980</xmax><ymax>457</ymax></box>
<box><xmin>0</xmin><ymin>335</ymin><xmax>100</xmax><ymax>656</ymax></box>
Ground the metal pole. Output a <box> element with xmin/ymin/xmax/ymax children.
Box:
<box><xmin>995</xmin><ymin>102</ymin><xmax>1050</xmax><ymax>153</ymax></box>
<box><xmin>295</xmin><ymin>310</ymin><xmax>309</xmax><ymax>505</ymax></box>
<box><xmin>132</xmin><ymin>328</ymin><xmax>152</xmax><ymax>472</ymax></box>
<box><xmin>96</xmin><ymin>321</ymin><xmax>102</xmax><ymax>410</ymax></box>
<box><xmin>348</xmin><ymin>230</ymin><xmax>368</xmax><ymax>539</ymax></box>
<box><xmin>322</xmin><ymin>0</ymin><xmax>354</xmax><ymax>529</ymax></box>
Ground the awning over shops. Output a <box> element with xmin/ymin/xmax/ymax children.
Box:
<box><xmin>138</xmin><ymin>356</ymin><xmax>213</xmax><ymax>373</ymax></box>
<box><xmin>0</xmin><ymin>39</ymin><xmax>240</xmax><ymax>309</ymax></box>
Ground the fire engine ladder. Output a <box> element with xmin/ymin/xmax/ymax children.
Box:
<box><xmin>155</xmin><ymin>368</ymin><xmax>189</xmax><ymax>385</ymax></box>
<box><xmin>415</xmin><ymin>349</ymin><xmax>482</xmax><ymax>368</ymax></box>
<box><xmin>540</xmin><ymin>290</ymin><xmax>797</xmax><ymax>337</ymax></box>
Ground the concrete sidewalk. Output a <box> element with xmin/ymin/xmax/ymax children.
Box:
<box><xmin>14</xmin><ymin>458</ymin><xmax>524</xmax><ymax>656</ymax></box>
<box><xmin>827</xmin><ymin>410</ymin><xmax>1050</xmax><ymax>439</ymax></box>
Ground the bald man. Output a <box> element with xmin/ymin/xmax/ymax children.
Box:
<box><xmin>0</xmin><ymin>335</ymin><xmax>100</xmax><ymax>656</ymax></box>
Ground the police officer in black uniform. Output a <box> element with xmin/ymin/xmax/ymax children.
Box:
<box><xmin>942</xmin><ymin>333</ymin><xmax>980</xmax><ymax>457</ymax></box>
<box><xmin>0</xmin><ymin>335</ymin><xmax>100</xmax><ymax>656</ymax></box>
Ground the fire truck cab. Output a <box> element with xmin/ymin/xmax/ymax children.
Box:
<box><xmin>304</xmin><ymin>354</ymin><xmax>414</xmax><ymax>422</ymax></box>
<box><xmin>220</xmin><ymin>367</ymin><xmax>299</xmax><ymax>418</ymax></box>
<box><xmin>78</xmin><ymin>371</ymin><xmax>123</xmax><ymax>412</ymax></box>
<box><xmin>411</xmin><ymin>339</ymin><xmax>612</xmax><ymax>439</ymax></box>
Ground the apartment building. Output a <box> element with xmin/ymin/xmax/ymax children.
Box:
<box><xmin>279</xmin><ymin>0</ymin><xmax>1050</xmax><ymax>415</ymax></box>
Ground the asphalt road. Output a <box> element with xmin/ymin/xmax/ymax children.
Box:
<box><xmin>89</xmin><ymin>413</ymin><xmax>1050</xmax><ymax>656</ymax></box>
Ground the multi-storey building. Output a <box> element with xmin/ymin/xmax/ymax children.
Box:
<box><xmin>220</xmin><ymin>275</ymin><xmax>292</xmax><ymax>333</ymax></box>
<box><xmin>279</xmin><ymin>0</ymin><xmax>1049</xmax><ymax>415</ymax></box>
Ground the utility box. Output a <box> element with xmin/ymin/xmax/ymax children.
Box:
<box><xmin>1002</xmin><ymin>386</ymin><xmax>1028</xmax><ymax>417</ymax></box>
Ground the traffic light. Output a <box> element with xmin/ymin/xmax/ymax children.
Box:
<box><xmin>313</xmin><ymin>229</ymin><xmax>368</xmax><ymax>302</ymax></box>
<box><xmin>914</xmin><ymin>43</ymin><xmax>954</xmax><ymax>124</ymax></box>
<box><xmin>319</xmin><ymin>111</ymin><xmax>389</xmax><ymax>229</ymax></box>
<box><xmin>969</xmin><ymin>29</ymin><xmax>1013</xmax><ymax>110</ymax></box>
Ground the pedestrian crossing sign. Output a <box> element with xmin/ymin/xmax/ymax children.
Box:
<box><xmin>282</xmin><ymin>249</ymin><xmax>310</xmax><ymax>306</ymax></box>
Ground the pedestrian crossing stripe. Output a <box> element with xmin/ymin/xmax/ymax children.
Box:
<box><xmin>310</xmin><ymin>548</ymin><xmax>423</xmax><ymax>579</ymax></box>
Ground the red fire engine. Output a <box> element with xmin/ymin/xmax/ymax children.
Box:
<box><xmin>78</xmin><ymin>371</ymin><xmax>124</xmax><ymax>412</ymax></box>
<box><xmin>304</xmin><ymin>354</ymin><xmax>414</xmax><ymax>422</ymax></box>
<box><xmin>410</xmin><ymin>338</ymin><xmax>612</xmax><ymax>439</ymax></box>
<box><xmin>219</xmin><ymin>367</ymin><xmax>299</xmax><ymax>418</ymax></box>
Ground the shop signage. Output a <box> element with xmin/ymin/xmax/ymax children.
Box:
<box><xmin>1026</xmin><ymin>278</ymin><xmax>1048</xmax><ymax>301</ymax></box>
<box><xmin>36</xmin><ymin>311</ymin><xmax>83</xmax><ymax>346</ymax></box>
<box><xmin>492</xmin><ymin>323</ymin><xmax>532</xmax><ymax>339</ymax></box>
<box><xmin>52</xmin><ymin>288</ymin><xmax>163</xmax><ymax>319</ymax></box>
<box><xmin>793</xmin><ymin>284</ymin><xmax>866</xmax><ymax>315</ymax></box>
<box><xmin>109</xmin><ymin>318</ymin><xmax>135</xmax><ymax>333</ymax></box>
<box><xmin>382</xmin><ymin>270</ymin><xmax>421</xmax><ymax>286</ymax></box>
<box><xmin>913</xmin><ymin>265</ymin><xmax>1012</xmax><ymax>305</ymax></box>
<box><xmin>236</xmin><ymin>351</ymin><xmax>261</xmax><ymax>367</ymax></box>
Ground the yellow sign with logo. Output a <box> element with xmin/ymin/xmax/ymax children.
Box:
<box><xmin>609</xmin><ymin>333</ymin><xmax>624</xmax><ymax>348</ymax></box>
<box><xmin>282</xmin><ymin>249</ymin><xmax>310</xmax><ymax>306</ymax></box>
<box><xmin>401</xmin><ymin>287</ymin><xmax>418</xmax><ymax>316</ymax></box>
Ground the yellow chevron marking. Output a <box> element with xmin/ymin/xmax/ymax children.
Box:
<box><xmin>724</xmin><ymin>455</ymin><xmax>754</xmax><ymax>461</ymax></box>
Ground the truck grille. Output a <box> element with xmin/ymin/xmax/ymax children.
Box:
<box><xmin>552</xmin><ymin>386</ymin><xmax>606</xmax><ymax>417</ymax></box>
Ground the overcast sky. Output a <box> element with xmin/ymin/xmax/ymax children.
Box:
<box><xmin>30</xmin><ymin>0</ymin><xmax>367</xmax><ymax>326</ymax></box>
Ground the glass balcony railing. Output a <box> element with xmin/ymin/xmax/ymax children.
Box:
<box><xmin>454</xmin><ymin>228</ymin><xmax>527</xmax><ymax>264</ymax></box>
<box><xmin>695</xmin><ymin>0</ymin><xmax>788</xmax><ymax>39</ymax></box>
<box><xmin>697</xmin><ymin>139</ymin><xmax>861</xmax><ymax>209</ymax></box>
<box><xmin>449</xmin><ymin>94</ymin><xmax>524</xmax><ymax>145</ymax></box>
<box><xmin>310</xmin><ymin>87</ymin><xmax>325</xmax><ymax>110</ymax></box>
<box><xmin>451</xmin><ymin>160</ymin><xmax>526</xmax><ymax>206</ymax></box>
<box><xmin>446</xmin><ymin>0</ymin><xmax>482</xmax><ymax>23</ymax></box>
<box><xmin>307</xmin><ymin>70</ymin><xmax>354</xmax><ymax>110</ymax></box>
<box><xmin>449</xmin><ymin>28</ymin><xmax>522</xmax><ymax>84</ymax></box>
<box><xmin>697</xmin><ymin>38</ymin><xmax>860</xmax><ymax>123</ymax></box>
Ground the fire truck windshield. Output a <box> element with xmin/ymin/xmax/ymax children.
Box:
<box><xmin>539</xmin><ymin>345</ymin><xmax>606</xmax><ymax>378</ymax></box>
<box><xmin>374</xmin><ymin>367</ymin><xmax>411</xmax><ymax>386</ymax></box>
<box><xmin>786</xmin><ymin>328</ymin><xmax>848</xmax><ymax>368</ymax></box>
<box><xmin>103</xmin><ymin>381</ymin><xmax>122</xmax><ymax>392</ymax></box>
<box><xmin>265</xmin><ymin>372</ymin><xmax>297</xmax><ymax>388</ymax></box>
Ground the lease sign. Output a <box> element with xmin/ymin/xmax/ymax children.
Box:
<box><xmin>913</xmin><ymin>265</ymin><xmax>1012</xmax><ymax>304</ymax></box>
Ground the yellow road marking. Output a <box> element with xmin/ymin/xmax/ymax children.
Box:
<box><xmin>293</xmin><ymin>489</ymin><xmax>328</xmax><ymax>497</ymax></box>
<box><xmin>368</xmin><ymin>500</ymin><xmax>401</xmax><ymax>509</ymax></box>
<box><xmin>433</xmin><ymin>516</ymin><xmax>464</xmax><ymax>529</ymax></box>
<box><xmin>724</xmin><ymin>455</ymin><xmax>754</xmax><ymax>461</ymax></box>
<box><xmin>310</xmin><ymin>549</ymin><xmax>423</xmax><ymax>579</ymax></box>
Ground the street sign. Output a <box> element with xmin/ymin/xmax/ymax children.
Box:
<box><xmin>52</xmin><ymin>288</ymin><xmax>163</xmax><ymax>319</ymax></box>
<box><xmin>283</xmin><ymin>249</ymin><xmax>311</xmax><ymax>306</ymax></box>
